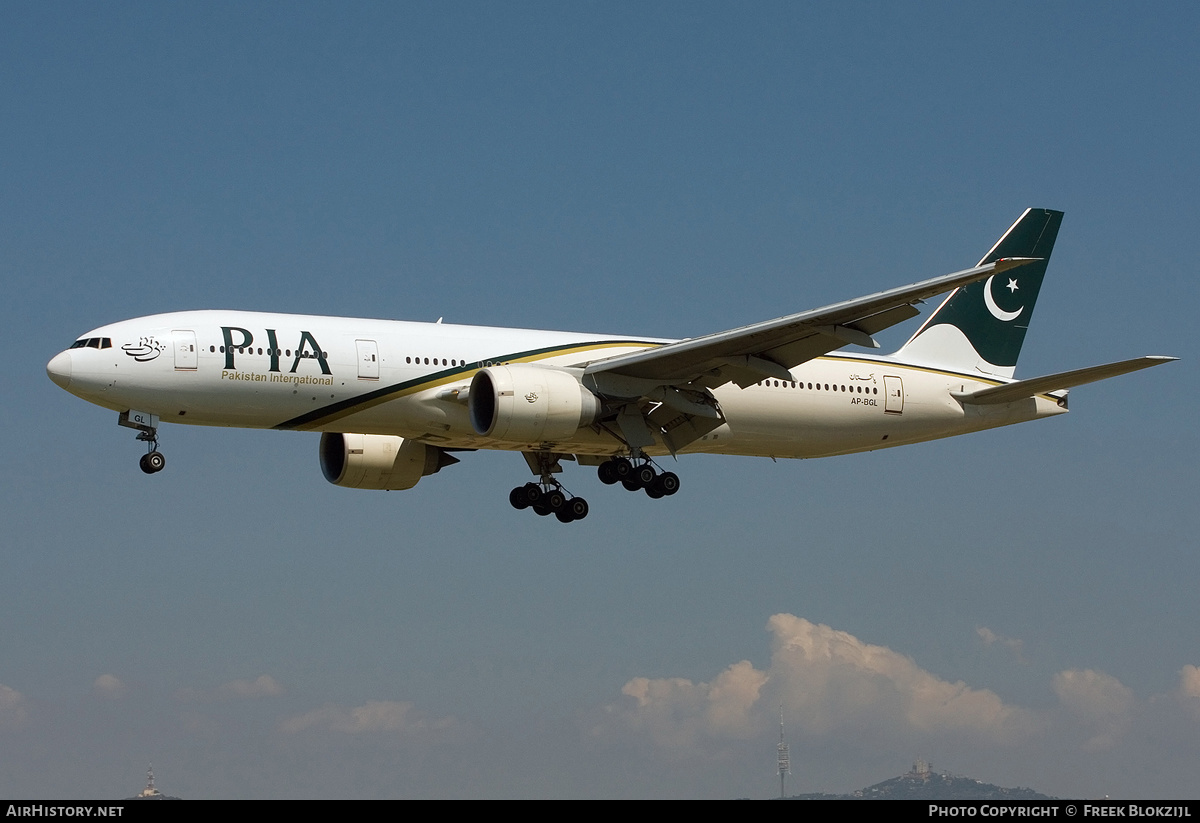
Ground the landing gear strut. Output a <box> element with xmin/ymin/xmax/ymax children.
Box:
<box><xmin>119</xmin><ymin>410</ymin><xmax>166</xmax><ymax>475</ymax></box>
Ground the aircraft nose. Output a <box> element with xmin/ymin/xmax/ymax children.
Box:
<box><xmin>46</xmin><ymin>350</ymin><xmax>72</xmax><ymax>389</ymax></box>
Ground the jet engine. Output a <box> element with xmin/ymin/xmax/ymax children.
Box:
<box><xmin>319</xmin><ymin>432</ymin><xmax>458</xmax><ymax>490</ymax></box>
<box><xmin>468</xmin><ymin>364</ymin><xmax>602</xmax><ymax>443</ymax></box>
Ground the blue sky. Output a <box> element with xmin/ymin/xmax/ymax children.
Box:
<box><xmin>2</xmin><ymin>2</ymin><xmax>1197</xmax><ymax>798</ymax></box>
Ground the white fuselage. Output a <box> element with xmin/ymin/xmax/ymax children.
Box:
<box><xmin>47</xmin><ymin>310</ymin><xmax>1067</xmax><ymax>461</ymax></box>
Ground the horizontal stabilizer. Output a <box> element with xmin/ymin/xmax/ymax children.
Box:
<box><xmin>952</xmin><ymin>356</ymin><xmax>1178</xmax><ymax>405</ymax></box>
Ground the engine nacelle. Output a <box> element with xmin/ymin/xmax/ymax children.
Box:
<box><xmin>319</xmin><ymin>432</ymin><xmax>456</xmax><ymax>490</ymax></box>
<box><xmin>468</xmin><ymin>364</ymin><xmax>601</xmax><ymax>443</ymax></box>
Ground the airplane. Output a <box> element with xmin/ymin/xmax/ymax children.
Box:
<box><xmin>46</xmin><ymin>208</ymin><xmax>1175</xmax><ymax>523</ymax></box>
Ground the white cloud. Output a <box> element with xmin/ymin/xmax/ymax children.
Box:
<box><xmin>619</xmin><ymin>660</ymin><xmax>768</xmax><ymax>749</ymax></box>
<box><xmin>768</xmin><ymin>615</ymin><xmax>1033</xmax><ymax>742</ymax></box>
<box><xmin>1179</xmin><ymin>665</ymin><xmax>1200</xmax><ymax>699</ymax></box>
<box><xmin>1176</xmin><ymin>665</ymin><xmax>1200</xmax><ymax>719</ymax></box>
<box><xmin>977</xmin><ymin>627</ymin><xmax>1026</xmax><ymax>663</ymax></box>
<box><xmin>176</xmin><ymin>674</ymin><xmax>284</xmax><ymax>703</ymax></box>
<box><xmin>92</xmin><ymin>674</ymin><xmax>126</xmax><ymax>699</ymax></box>
<box><xmin>0</xmin><ymin>684</ymin><xmax>30</xmax><ymax>728</ymax></box>
<box><xmin>280</xmin><ymin>700</ymin><xmax>457</xmax><ymax>736</ymax></box>
<box><xmin>219</xmin><ymin>675</ymin><xmax>283</xmax><ymax>699</ymax></box>
<box><xmin>598</xmin><ymin>614</ymin><xmax>1036</xmax><ymax>754</ymax></box>
<box><xmin>1053</xmin><ymin>668</ymin><xmax>1135</xmax><ymax>751</ymax></box>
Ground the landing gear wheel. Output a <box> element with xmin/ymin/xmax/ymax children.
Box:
<box><xmin>545</xmin><ymin>489</ymin><xmax>567</xmax><ymax>512</ymax></box>
<box><xmin>566</xmin><ymin>497</ymin><xmax>589</xmax><ymax>520</ymax></box>
<box><xmin>612</xmin><ymin>457</ymin><xmax>633</xmax><ymax>481</ymax></box>
<box><xmin>521</xmin><ymin>482</ymin><xmax>542</xmax><ymax>506</ymax></box>
<box><xmin>597</xmin><ymin>461</ymin><xmax>619</xmax><ymax>485</ymax></box>
<box><xmin>532</xmin><ymin>501</ymin><xmax>552</xmax><ymax>516</ymax></box>
<box><xmin>653</xmin><ymin>471</ymin><xmax>680</xmax><ymax>496</ymax></box>
<box><xmin>645</xmin><ymin>485</ymin><xmax>664</xmax><ymax>499</ymax></box>
<box><xmin>509</xmin><ymin>486</ymin><xmax>531</xmax><ymax>510</ymax></box>
<box><xmin>554</xmin><ymin>496</ymin><xmax>590</xmax><ymax>523</ymax></box>
<box><xmin>140</xmin><ymin>451</ymin><xmax>166</xmax><ymax>474</ymax></box>
<box><xmin>621</xmin><ymin>479</ymin><xmax>641</xmax><ymax>492</ymax></box>
<box><xmin>633</xmin><ymin>464</ymin><xmax>656</xmax><ymax>487</ymax></box>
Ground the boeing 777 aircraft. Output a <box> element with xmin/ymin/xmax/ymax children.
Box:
<box><xmin>47</xmin><ymin>209</ymin><xmax>1174</xmax><ymax>522</ymax></box>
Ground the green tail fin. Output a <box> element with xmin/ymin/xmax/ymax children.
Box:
<box><xmin>896</xmin><ymin>208</ymin><xmax>1063</xmax><ymax>378</ymax></box>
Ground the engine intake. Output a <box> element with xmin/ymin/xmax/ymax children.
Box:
<box><xmin>319</xmin><ymin>433</ymin><xmax>457</xmax><ymax>490</ymax></box>
<box><xmin>468</xmin><ymin>364</ymin><xmax>601</xmax><ymax>443</ymax></box>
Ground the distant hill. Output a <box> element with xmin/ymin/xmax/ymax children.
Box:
<box><xmin>789</xmin><ymin>760</ymin><xmax>1052</xmax><ymax>800</ymax></box>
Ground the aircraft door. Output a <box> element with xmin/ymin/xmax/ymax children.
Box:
<box><xmin>884</xmin><ymin>375</ymin><xmax>903</xmax><ymax>414</ymax></box>
<box><xmin>356</xmin><ymin>339</ymin><xmax>379</xmax><ymax>380</ymax></box>
<box><xmin>172</xmin><ymin>330</ymin><xmax>197</xmax><ymax>370</ymax></box>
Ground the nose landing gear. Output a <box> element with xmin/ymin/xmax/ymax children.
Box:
<box><xmin>119</xmin><ymin>410</ymin><xmax>166</xmax><ymax>475</ymax></box>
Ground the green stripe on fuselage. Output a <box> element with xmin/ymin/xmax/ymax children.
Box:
<box><xmin>272</xmin><ymin>339</ymin><xmax>661</xmax><ymax>431</ymax></box>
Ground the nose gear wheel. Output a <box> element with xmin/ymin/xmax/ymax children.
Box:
<box><xmin>124</xmin><ymin>416</ymin><xmax>166</xmax><ymax>475</ymax></box>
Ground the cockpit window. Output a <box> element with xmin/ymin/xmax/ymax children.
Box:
<box><xmin>86</xmin><ymin>338</ymin><xmax>100</xmax><ymax>349</ymax></box>
<box><xmin>69</xmin><ymin>338</ymin><xmax>112</xmax><ymax>349</ymax></box>
<box><xmin>70</xmin><ymin>339</ymin><xmax>88</xmax><ymax>349</ymax></box>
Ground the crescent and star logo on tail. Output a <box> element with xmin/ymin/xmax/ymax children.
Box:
<box><xmin>983</xmin><ymin>276</ymin><xmax>1024</xmax><ymax>322</ymax></box>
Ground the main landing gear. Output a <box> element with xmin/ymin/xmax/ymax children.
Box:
<box><xmin>596</xmin><ymin>457</ymin><xmax>679</xmax><ymax>499</ymax></box>
<box><xmin>509</xmin><ymin>451</ymin><xmax>590</xmax><ymax>523</ymax></box>
<box><xmin>118</xmin><ymin>410</ymin><xmax>166</xmax><ymax>475</ymax></box>
<box><xmin>509</xmin><ymin>482</ymin><xmax>590</xmax><ymax>523</ymax></box>
<box><xmin>509</xmin><ymin>454</ymin><xmax>681</xmax><ymax>524</ymax></box>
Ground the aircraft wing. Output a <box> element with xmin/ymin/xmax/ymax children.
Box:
<box><xmin>951</xmin><ymin>356</ymin><xmax>1178</xmax><ymax>406</ymax></box>
<box><xmin>582</xmin><ymin>258</ymin><xmax>1039</xmax><ymax>390</ymax></box>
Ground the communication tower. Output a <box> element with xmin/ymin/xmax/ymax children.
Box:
<box><xmin>777</xmin><ymin>706</ymin><xmax>790</xmax><ymax>798</ymax></box>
